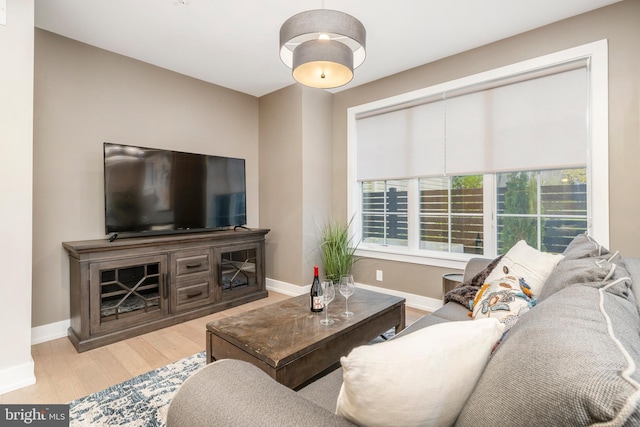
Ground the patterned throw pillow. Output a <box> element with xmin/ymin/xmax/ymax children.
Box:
<box><xmin>471</xmin><ymin>275</ymin><xmax>536</xmax><ymax>331</ymax></box>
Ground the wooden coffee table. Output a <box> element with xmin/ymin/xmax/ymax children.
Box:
<box><xmin>206</xmin><ymin>288</ymin><xmax>405</xmax><ymax>389</ymax></box>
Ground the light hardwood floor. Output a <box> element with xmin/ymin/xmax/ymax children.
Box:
<box><xmin>0</xmin><ymin>291</ymin><xmax>427</xmax><ymax>404</ymax></box>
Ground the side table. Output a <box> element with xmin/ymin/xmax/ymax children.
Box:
<box><xmin>442</xmin><ymin>273</ymin><xmax>464</xmax><ymax>301</ymax></box>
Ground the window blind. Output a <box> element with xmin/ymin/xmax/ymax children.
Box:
<box><xmin>445</xmin><ymin>67</ymin><xmax>588</xmax><ymax>175</ymax></box>
<box><xmin>356</xmin><ymin>60</ymin><xmax>589</xmax><ymax>181</ymax></box>
<box><xmin>356</xmin><ymin>101</ymin><xmax>445</xmax><ymax>181</ymax></box>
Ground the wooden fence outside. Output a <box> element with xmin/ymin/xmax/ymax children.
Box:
<box><xmin>362</xmin><ymin>183</ymin><xmax>587</xmax><ymax>253</ymax></box>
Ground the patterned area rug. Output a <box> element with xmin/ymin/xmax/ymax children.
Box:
<box><xmin>68</xmin><ymin>329</ymin><xmax>395</xmax><ymax>426</ymax></box>
<box><xmin>69</xmin><ymin>352</ymin><xmax>206</xmax><ymax>427</ymax></box>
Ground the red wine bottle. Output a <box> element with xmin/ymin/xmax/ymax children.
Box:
<box><xmin>310</xmin><ymin>265</ymin><xmax>324</xmax><ymax>312</ymax></box>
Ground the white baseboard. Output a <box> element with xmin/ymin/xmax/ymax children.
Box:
<box><xmin>31</xmin><ymin>319</ymin><xmax>70</xmax><ymax>345</ymax></box>
<box><xmin>266</xmin><ymin>278</ymin><xmax>443</xmax><ymax>313</ymax></box>
<box><xmin>31</xmin><ymin>279</ymin><xmax>442</xmax><ymax>346</ymax></box>
<box><xmin>354</xmin><ymin>283</ymin><xmax>443</xmax><ymax>313</ymax></box>
<box><xmin>266</xmin><ymin>278</ymin><xmax>310</xmax><ymax>296</ymax></box>
<box><xmin>0</xmin><ymin>359</ymin><xmax>35</xmax><ymax>395</ymax></box>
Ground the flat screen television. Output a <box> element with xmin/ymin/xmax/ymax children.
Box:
<box><xmin>104</xmin><ymin>142</ymin><xmax>247</xmax><ymax>237</ymax></box>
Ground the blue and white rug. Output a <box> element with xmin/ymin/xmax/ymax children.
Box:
<box><xmin>69</xmin><ymin>351</ymin><xmax>206</xmax><ymax>427</ymax></box>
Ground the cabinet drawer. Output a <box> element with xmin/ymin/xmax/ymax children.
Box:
<box><xmin>175</xmin><ymin>280</ymin><xmax>212</xmax><ymax>311</ymax></box>
<box><xmin>173</xmin><ymin>250</ymin><xmax>212</xmax><ymax>279</ymax></box>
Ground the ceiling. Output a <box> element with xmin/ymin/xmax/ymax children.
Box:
<box><xmin>34</xmin><ymin>0</ymin><xmax>621</xmax><ymax>98</ymax></box>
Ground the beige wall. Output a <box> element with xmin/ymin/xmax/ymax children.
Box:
<box><xmin>0</xmin><ymin>0</ymin><xmax>35</xmax><ymax>392</ymax></box>
<box><xmin>259</xmin><ymin>85</ymin><xmax>333</xmax><ymax>287</ymax></box>
<box><xmin>333</xmin><ymin>0</ymin><xmax>640</xmax><ymax>300</ymax></box>
<box><xmin>301</xmin><ymin>88</ymin><xmax>334</xmax><ymax>280</ymax></box>
<box><xmin>259</xmin><ymin>85</ymin><xmax>304</xmax><ymax>284</ymax></box>
<box><xmin>33</xmin><ymin>30</ymin><xmax>260</xmax><ymax>328</ymax></box>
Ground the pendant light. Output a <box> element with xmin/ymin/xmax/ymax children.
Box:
<box><xmin>279</xmin><ymin>9</ymin><xmax>366</xmax><ymax>89</ymax></box>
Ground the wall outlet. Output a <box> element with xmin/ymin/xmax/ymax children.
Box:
<box><xmin>376</xmin><ymin>270</ymin><xmax>383</xmax><ymax>281</ymax></box>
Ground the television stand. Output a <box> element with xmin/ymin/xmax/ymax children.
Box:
<box><xmin>63</xmin><ymin>228</ymin><xmax>269</xmax><ymax>352</ymax></box>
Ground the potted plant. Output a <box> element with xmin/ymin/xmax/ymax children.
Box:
<box><xmin>319</xmin><ymin>217</ymin><xmax>359</xmax><ymax>283</ymax></box>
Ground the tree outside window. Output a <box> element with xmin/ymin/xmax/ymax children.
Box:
<box><xmin>497</xmin><ymin>168</ymin><xmax>587</xmax><ymax>254</ymax></box>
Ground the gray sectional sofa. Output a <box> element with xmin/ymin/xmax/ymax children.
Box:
<box><xmin>167</xmin><ymin>234</ymin><xmax>640</xmax><ymax>426</ymax></box>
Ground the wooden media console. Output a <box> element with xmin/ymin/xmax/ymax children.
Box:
<box><xmin>63</xmin><ymin>228</ymin><xmax>269</xmax><ymax>352</ymax></box>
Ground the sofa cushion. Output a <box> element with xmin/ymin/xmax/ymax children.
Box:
<box><xmin>428</xmin><ymin>300</ymin><xmax>474</xmax><ymax>322</ymax></box>
<box><xmin>297</xmin><ymin>367</ymin><xmax>345</xmax><ymax>413</ymax></box>
<box><xmin>484</xmin><ymin>240</ymin><xmax>563</xmax><ymax>297</ymax></box>
<box><xmin>456</xmin><ymin>279</ymin><xmax>640</xmax><ymax>426</ymax></box>
<box><xmin>335</xmin><ymin>318</ymin><xmax>505</xmax><ymax>427</ymax></box>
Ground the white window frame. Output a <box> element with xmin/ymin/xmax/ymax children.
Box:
<box><xmin>347</xmin><ymin>40</ymin><xmax>609</xmax><ymax>270</ymax></box>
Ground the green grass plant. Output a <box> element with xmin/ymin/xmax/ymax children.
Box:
<box><xmin>320</xmin><ymin>217</ymin><xmax>359</xmax><ymax>283</ymax></box>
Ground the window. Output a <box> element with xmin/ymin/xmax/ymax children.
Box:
<box><xmin>348</xmin><ymin>41</ymin><xmax>608</xmax><ymax>268</ymax></box>
<box><xmin>361</xmin><ymin>167</ymin><xmax>587</xmax><ymax>258</ymax></box>
<box><xmin>362</xmin><ymin>180</ymin><xmax>409</xmax><ymax>247</ymax></box>
<box><xmin>496</xmin><ymin>169</ymin><xmax>587</xmax><ymax>253</ymax></box>
<box><xmin>419</xmin><ymin>175</ymin><xmax>483</xmax><ymax>254</ymax></box>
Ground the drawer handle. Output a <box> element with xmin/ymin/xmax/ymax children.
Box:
<box><xmin>186</xmin><ymin>263</ymin><xmax>203</xmax><ymax>269</ymax></box>
<box><xmin>186</xmin><ymin>291</ymin><xmax>204</xmax><ymax>299</ymax></box>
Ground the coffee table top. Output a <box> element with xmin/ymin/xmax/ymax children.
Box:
<box><xmin>206</xmin><ymin>288</ymin><xmax>405</xmax><ymax>369</ymax></box>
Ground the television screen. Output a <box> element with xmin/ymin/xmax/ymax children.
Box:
<box><xmin>104</xmin><ymin>142</ymin><xmax>246</xmax><ymax>236</ymax></box>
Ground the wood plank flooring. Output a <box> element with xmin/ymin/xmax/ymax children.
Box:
<box><xmin>0</xmin><ymin>291</ymin><xmax>427</xmax><ymax>404</ymax></box>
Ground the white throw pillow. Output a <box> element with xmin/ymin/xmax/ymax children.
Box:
<box><xmin>484</xmin><ymin>240</ymin><xmax>564</xmax><ymax>296</ymax></box>
<box><xmin>335</xmin><ymin>318</ymin><xmax>505</xmax><ymax>427</ymax></box>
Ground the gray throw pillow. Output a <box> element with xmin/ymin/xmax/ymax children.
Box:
<box><xmin>561</xmin><ymin>232</ymin><xmax>610</xmax><ymax>260</ymax></box>
<box><xmin>538</xmin><ymin>256</ymin><xmax>615</xmax><ymax>302</ymax></box>
<box><xmin>623</xmin><ymin>258</ymin><xmax>640</xmax><ymax>310</ymax></box>
<box><xmin>538</xmin><ymin>233</ymin><xmax>620</xmax><ymax>302</ymax></box>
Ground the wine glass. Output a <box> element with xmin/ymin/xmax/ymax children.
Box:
<box><xmin>320</xmin><ymin>280</ymin><xmax>335</xmax><ymax>325</ymax></box>
<box><xmin>339</xmin><ymin>275</ymin><xmax>356</xmax><ymax>317</ymax></box>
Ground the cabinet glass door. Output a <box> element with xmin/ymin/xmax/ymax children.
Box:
<box><xmin>100</xmin><ymin>263</ymin><xmax>162</xmax><ymax>320</ymax></box>
<box><xmin>220</xmin><ymin>248</ymin><xmax>258</xmax><ymax>293</ymax></box>
<box><xmin>90</xmin><ymin>255</ymin><xmax>167</xmax><ymax>334</ymax></box>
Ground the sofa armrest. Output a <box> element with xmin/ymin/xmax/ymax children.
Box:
<box><xmin>463</xmin><ymin>257</ymin><xmax>493</xmax><ymax>282</ymax></box>
<box><xmin>167</xmin><ymin>359</ymin><xmax>355</xmax><ymax>427</ymax></box>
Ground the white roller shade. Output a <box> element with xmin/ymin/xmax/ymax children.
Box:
<box><xmin>357</xmin><ymin>101</ymin><xmax>445</xmax><ymax>181</ymax></box>
<box><xmin>356</xmin><ymin>61</ymin><xmax>588</xmax><ymax>181</ymax></box>
<box><xmin>445</xmin><ymin>67</ymin><xmax>588</xmax><ymax>175</ymax></box>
